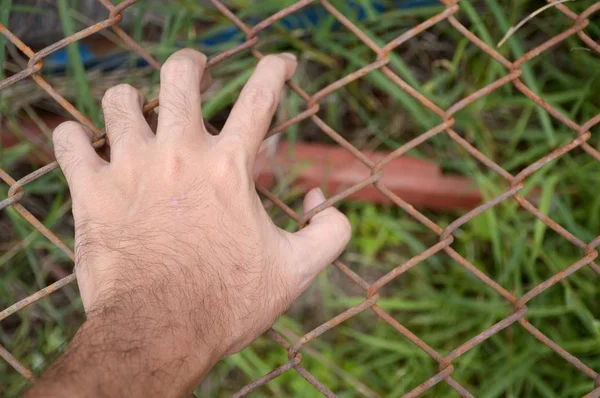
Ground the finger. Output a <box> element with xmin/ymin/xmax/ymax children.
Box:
<box><xmin>102</xmin><ymin>84</ymin><xmax>152</xmax><ymax>160</ymax></box>
<box><xmin>145</xmin><ymin>67</ymin><xmax>211</xmax><ymax>135</ymax></box>
<box><xmin>53</xmin><ymin>121</ymin><xmax>106</xmax><ymax>188</ymax></box>
<box><xmin>157</xmin><ymin>48</ymin><xmax>208</xmax><ymax>142</ymax></box>
<box><xmin>220</xmin><ymin>53</ymin><xmax>297</xmax><ymax>164</ymax></box>
<box><xmin>287</xmin><ymin>188</ymin><xmax>351</xmax><ymax>284</ymax></box>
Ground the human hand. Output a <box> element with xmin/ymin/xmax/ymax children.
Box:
<box><xmin>35</xmin><ymin>49</ymin><xmax>350</xmax><ymax>396</ymax></box>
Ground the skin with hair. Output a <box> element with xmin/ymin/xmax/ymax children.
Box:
<box><xmin>24</xmin><ymin>49</ymin><xmax>351</xmax><ymax>397</ymax></box>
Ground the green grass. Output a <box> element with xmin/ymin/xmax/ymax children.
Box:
<box><xmin>1</xmin><ymin>0</ymin><xmax>600</xmax><ymax>397</ymax></box>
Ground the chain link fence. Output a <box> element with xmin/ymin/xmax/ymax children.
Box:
<box><xmin>1</xmin><ymin>0</ymin><xmax>600</xmax><ymax>396</ymax></box>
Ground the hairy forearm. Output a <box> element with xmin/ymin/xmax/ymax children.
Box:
<box><xmin>25</xmin><ymin>308</ymin><xmax>218</xmax><ymax>397</ymax></box>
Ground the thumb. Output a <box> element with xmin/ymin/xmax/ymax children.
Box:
<box><xmin>288</xmin><ymin>188</ymin><xmax>352</xmax><ymax>282</ymax></box>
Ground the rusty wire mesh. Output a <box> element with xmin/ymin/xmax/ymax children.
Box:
<box><xmin>1</xmin><ymin>0</ymin><xmax>600</xmax><ymax>396</ymax></box>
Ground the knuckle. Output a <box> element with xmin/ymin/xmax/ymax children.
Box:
<box><xmin>213</xmin><ymin>164</ymin><xmax>240</xmax><ymax>189</ymax></box>
<box><xmin>52</xmin><ymin>123</ymin><xmax>84</xmax><ymax>179</ymax></box>
<box><xmin>330</xmin><ymin>210</ymin><xmax>352</xmax><ymax>243</ymax></box>
<box><xmin>118</xmin><ymin>163</ymin><xmax>140</xmax><ymax>185</ymax></box>
<box><xmin>211</xmin><ymin>146</ymin><xmax>247</xmax><ymax>187</ymax></box>
<box><xmin>242</xmin><ymin>84</ymin><xmax>277</xmax><ymax>112</ymax></box>
<box><xmin>102</xmin><ymin>84</ymin><xmax>140</xmax><ymax>108</ymax></box>
<box><xmin>258</xmin><ymin>54</ymin><xmax>287</xmax><ymax>73</ymax></box>
<box><xmin>174</xmin><ymin>48</ymin><xmax>207</xmax><ymax>65</ymax></box>
<box><xmin>221</xmin><ymin>133</ymin><xmax>245</xmax><ymax>152</ymax></box>
<box><xmin>214</xmin><ymin>151</ymin><xmax>238</xmax><ymax>176</ymax></box>
<box><xmin>167</xmin><ymin>153</ymin><xmax>188</xmax><ymax>180</ymax></box>
<box><xmin>159</xmin><ymin>150</ymin><xmax>190</xmax><ymax>182</ymax></box>
<box><xmin>161</xmin><ymin>56</ymin><xmax>199</xmax><ymax>79</ymax></box>
<box><xmin>53</xmin><ymin>121</ymin><xmax>80</xmax><ymax>140</ymax></box>
<box><xmin>53</xmin><ymin>121</ymin><xmax>81</xmax><ymax>150</ymax></box>
<box><xmin>220</xmin><ymin>136</ymin><xmax>249</xmax><ymax>168</ymax></box>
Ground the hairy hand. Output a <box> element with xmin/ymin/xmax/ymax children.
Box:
<box><xmin>49</xmin><ymin>49</ymin><xmax>350</xmax><ymax>391</ymax></box>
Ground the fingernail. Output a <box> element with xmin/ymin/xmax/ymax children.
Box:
<box><xmin>314</xmin><ymin>187</ymin><xmax>325</xmax><ymax>200</ymax></box>
<box><xmin>280</xmin><ymin>52</ymin><xmax>297</xmax><ymax>62</ymax></box>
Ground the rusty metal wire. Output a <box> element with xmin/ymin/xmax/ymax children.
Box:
<box><xmin>1</xmin><ymin>0</ymin><xmax>600</xmax><ymax>396</ymax></box>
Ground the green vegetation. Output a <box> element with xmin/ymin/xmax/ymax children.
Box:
<box><xmin>1</xmin><ymin>0</ymin><xmax>600</xmax><ymax>397</ymax></box>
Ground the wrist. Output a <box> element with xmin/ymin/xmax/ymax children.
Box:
<box><xmin>78</xmin><ymin>257</ymin><xmax>235</xmax><ymax>360</ymax></box>
<box><xmin>86</xmin><ymin>301</ymin><xmax>223</xmax><ymax>387</ymax></box>
<box><xmin>29</xmin><ymin>301</ymin><xmax>222</xmax><ymax>397</ymax></box>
